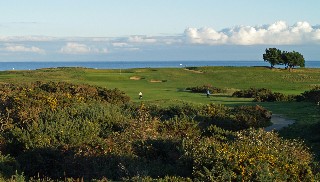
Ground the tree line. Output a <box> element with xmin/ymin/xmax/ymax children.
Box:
<box><xmin>263</xmin><ymin>48</ymin><xmax>305</xmax><ymax>70</ymax></box>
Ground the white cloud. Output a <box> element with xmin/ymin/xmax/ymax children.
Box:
<box><xmin>112</xmin><ymin>42</ymin><xmax>129</xmax><ymax>47</ymax></box>
<box><xmin>128</xmin><ymin>35</ymin><xmax>157</xmax><ymax>43</ymax></box>
<box><xmin>185</xmin><ymin>27</ymin><xmax>228</xmax><ymax>44</ymax></box>
<box><xmin>60</xmin><ymin>42</ymin><xmax>108</xmax><ymax>54</ymax></box>
<box><xmin>185</xmin><ymin>21</ymin><xmax>320</xmax><ymax>45</ymax></box>
<box><xmin>3</xmin><ymin>44</ymin><xmax>45</xmax><ymax>54</ymax></box>
<box><xmin>0</xmin><ymin>36</ymin><xmax>55</xmax><ymax>42</ymax></box>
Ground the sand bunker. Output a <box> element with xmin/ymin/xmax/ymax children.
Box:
<box><xmin>150</xmin><ymin>79</ymin><xmax>163</xmax><ymax>83</ymax></box>
<box><xmin>130</xmin><ymin>76</ymin><xmax>141</xmax><ymax>80</ymax></box>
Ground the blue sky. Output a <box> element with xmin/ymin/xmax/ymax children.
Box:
<box><xmin>0</xmin><ymin>0</ymin><xmax>319</xmax><ymax>61</ymax></box>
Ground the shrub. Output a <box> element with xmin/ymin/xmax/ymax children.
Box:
<box><xmin>186</xmin><ymin>84</ymin><xmax>223</xmax><ymax>94</ymax></box>
<box><xmin>198</xmin><ymin>104</ymin><xmax>271</xmax><ymax>131</ymax></box>
<box><xmin>299</xmin><ymin>88</ymin><xmax>320</xmax><ymax>104</ymax></box>
<box><xmin>0</xmin><ymin>152</ymin><xmax>19</xmax><ymax>178</ymax></box>
<box><xmin>232</xmin><ymin>88</ymin><xmax>272</xmax><ymax>98</ymax></box>
<box><xmin>229</xmin><ymin>105</ymin><xmax>272</xmax><ymax>130</ymax></box>
<box><xmin>184</xmin><ymin>128</ymin><xmax>320</xmax><ymax>181</ymax></box>
<box><xmin>0</xmin><ymin>82</ymin><xmax>130</xmax><ymax>130</ymax></box>
<box><xmin>233</xmin><ymin>87</ymin><xmax>296</xmax><ymax>102</ymax></box>
<box><xmin>149</xmin><ymin>103</ymin><xmax>201</xmax><ymax>121</ymax></box>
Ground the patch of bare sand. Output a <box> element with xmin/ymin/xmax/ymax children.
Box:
<box><xmin>150</xmin><ymin>79</ymin><xmax>163</xmax><ymax>83</ymax></box>
<box><xmin>265</xmin><ymin>114</ymin><xmax>295</xmax><ymax>131</ymax></box>
<box><xmin>130</xmin><ymin>76</ymin><xmax>141</xmax><ymax>80</ymax></box>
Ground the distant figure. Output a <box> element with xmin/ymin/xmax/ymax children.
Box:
<box><xmin>206</xmin><ymin>89</ymin><xmax>210</xmax><ymax>98</ymax></box>
<box><xmin>139</xmin><ymin>92</ymin><xmax>143</xmax><ymax>99</ymax></box>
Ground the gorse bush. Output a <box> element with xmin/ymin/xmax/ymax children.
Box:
<box><xmin>0</xmin><ymin>82</ymin><xmax>129</xmax><ymax>130</ymax></box>
<box><xmin>0</xmin><ymin>152</ymin><xmax>19</xmax><ymax>178</ymax></box>
<box><xmin>229</xmin><ymin>105</ymin><xmax>272</xmax><ymax>130</ymax></box>
<box><xmin>186</xmin><ymin>84</ymin><xmax>224</xmax><ymax>94</ymax></box>
<box><xmin>0</xmin><ymin>82</ymin><xmax>319</xmax><ymax>181</ymax></box>
<box><xmin>232</xmin><ymin>87</ymin><xmax>296</xmax><ymax>102</ymax></box>
<box><xmin>134</xmin><ymin>103</ymin><xmax>271</xmax><ymax>131</ymax></box>
<box><xmin>298</xmin><ymin>87</ymin><xmax>320</xmax><ymax>104</ymax></box>
<box><xmin>198</xmin><ymin>104</ymin><xmax>272</xmax><ymax>131</ymax></box>
<box><xmin>184</xmin><ymin>128</ymin><xmax>318</xmax><ymax>181</ymax></box>
<box><xmin>232</xmin><ymin>88</ymin><xmax>271</xmax><ymax>98</ymax></box>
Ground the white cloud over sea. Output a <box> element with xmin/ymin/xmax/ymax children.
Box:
<box><xmin>0</xmin><ymin>21</ymin><xmax>319</xmax><ymax>61</ymax></box>
<box><xmin>2</xmin><ymin>44</ymin><xmax>45</xmax><ymax>54</ymax></box>
<box><xmin>184</xmin><ymin>21</ymin><xmax>320</xmax><ymax>45</ymax></box>
<box><xmin>60</xmin><ymin>42</ymin><xmax>108</xmax><ymax>54</ymax></box>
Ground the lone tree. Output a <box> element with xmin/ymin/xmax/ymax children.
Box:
<box><xmin>263</xmin><ymin>48</ymin><xmax>282</xmax><ymax>68</ymax></box>
<box><xmin>263</xmin><ymin>48</ymin><xmax>305</xmax><ymax>70</ymax></box>
<box><xmin>282</xmin><ymin>51</ymin><xmax>305</xmax><ymax>70</ymax></box>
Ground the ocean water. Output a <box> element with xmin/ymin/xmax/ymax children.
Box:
<box><xmin>0</xmin><ymin>61</ymin><xmax>319</xmax><ymax>71</ymax></box>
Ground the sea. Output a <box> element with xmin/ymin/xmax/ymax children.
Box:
<box><xmin>1</xmin><ymin>60</ymin><xmax>320</xmax><ymax>71</ymax></box>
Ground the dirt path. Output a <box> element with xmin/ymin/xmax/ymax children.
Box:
<box><xmin>264</xmin><ymin>114</ymin><xmax>295</xmax><ymax>132</ymax></box>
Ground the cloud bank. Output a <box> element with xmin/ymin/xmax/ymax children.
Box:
<box><xmin>0</xmin><ymin>21</ymin><xmax>319</xmax><ymax>61</ymax></box>
<box><xmin>2</xmin><ymin>44</ymin><xmax>45</xmax><ymax>54</ymax></box>
<box><xmin>60</xmin><ymin>42</ymin><xmax>108</xmax><ymax>54</ymax></box>
<box><xmin>185</xmin><ymin>21</ymin><xmax>320</xmax><ymax>45</ymax></box>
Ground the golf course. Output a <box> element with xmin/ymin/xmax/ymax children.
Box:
<box><xmin>0</xmin><ymin>66</ymin><xmax>319</xmax><ymax>181</ymax></box>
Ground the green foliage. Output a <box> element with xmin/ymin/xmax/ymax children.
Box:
<box><xmin>263</xmin><ymin>48</ymin><xmax>305</xmax><ymax>69</ymax></box>
<box><xmin>186</xmin><ymin>84</ymin><xmax>224</xmax><ymax>94</ymax></box>
<box><xmin>230</xmin><ymin>105</ymin><xmax>272</xmax><ymax>130</ymax></box>
<box><xmin>148</xmin><ymin>103</ymin><xmax>201</xmax><ymax>121</ymax></box>
<box><xmin>298</xmin><ymin>87</ymin><xmax>320</xmax><ymax>104</ymax></box>
<box><xmin>232</xmin><ymin>87</ymin><xmax>272</xmax><ymax>98</ymax></box>
<box><xmin>282</xmin><ymin>50</ymin><xmax>305</xmax><ymax>69</ymax></box>
<box><xmin>263</xmin><ymin>48</ymin><xmax>282</xmax><ymax>67</ymax></box>
<box><xmin>184</xmin><ymin>128</ymin><xmax>319</xmax><ymax>181</ymax></box>
<box><xmin>232</xmin><ymin>87</ymin><xmax>296</xmax><ymax>102</ymax></box>
<box><xmin>0</xmin><ymin>152</ymin><xmax>19</xmax><ymax>178</ymax></box>
<box><xmin>198</xmin><ymin>104</ymin><xmax>272</xmax><ymax>131</ymax></box>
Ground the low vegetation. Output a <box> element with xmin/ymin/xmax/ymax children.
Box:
<box><xmin>0</xmin><ymin>66</ymin><xmax>319</xmax><ymax>181</ymax></box>
<box><xmin>232</xmin><ymin>87</ymin><xmax>296</xmax><ymax>102</ymax></box>
<box><xmin>0</xmin><ymin>81</ymin><xmax>319</xmax><ymax>181</ymax></box>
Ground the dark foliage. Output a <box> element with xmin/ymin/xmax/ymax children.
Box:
<box><xmin>298</xmin><ymin>88</ymin><xmax>320</xmax><ymax>104</ymax></box>
<box><xmin>232</xmin><ymin>87</ymin><xmax>296</xmax><ymax>102</ymax></box>
<box><xmin>186</xmin><ymin>85</ymin><xmax>223</xmax><ymax>94</ymax></box>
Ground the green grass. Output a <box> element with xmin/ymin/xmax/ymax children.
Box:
<box><xmin>2</xmin><ymin>66</ymin><xmax>320</xmax><ymax>104</ymax></box>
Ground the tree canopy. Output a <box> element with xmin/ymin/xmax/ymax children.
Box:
<box><xmin>263</xmin><ymin>48</ymin><xmax>282</xmax><ymax>68</ymax></box>
<box><xmin>263</xmin><ymin>48</ymin><xmax>305</xmax><ymax>69</ymax></box>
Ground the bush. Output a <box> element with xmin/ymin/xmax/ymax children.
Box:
<box><xmin>186</xmin><ymin>84</ymin><xmax>224</xmax><ymax>94</ymax></box>
<box><xmin>233</xmin><ymin>87</ymin><xmax>296</xmax><ymax>102</ymax></box>
<box><xmin>197</xmin><ymin>104</ymin><xmax>271</xmax><ymax>131</ymax></box>
<box><xmin>0</xmin><ymin>82</ymin><xmax>130</xmax><ymax>130</ymax></box>
<box><xmin>0</xmin><ymin>152</ymin><xmax>19</xmax><ymax>178</ymax></box>
<box><xmin>229</xmin><ymin>105</ymin><xmax>272</xmax><ymax>130</ymax></box>
<box><xmin>184</xmin><ymin>128</ymin><xmax>320</xmax><ymax>181</ymax></box>
<box><xmin>232</xmin><ymin>88</ymin><xmax>272</xmax><ymax>98</ymax></box>
<box><xmin>299</xmin><ymin>88</ymin><xmax>320</xmax><ymax>104</ymax></box>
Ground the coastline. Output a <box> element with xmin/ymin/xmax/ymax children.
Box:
<box><xmin>1</xmin><ymin>60</ymin><xmax>320</xmax><ymax>71</ymax></box>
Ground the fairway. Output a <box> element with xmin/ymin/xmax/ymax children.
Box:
<box><xmin>2</xmin><ymin>66</ymin><xmax>320</xmax><ymax>114</ymax></box>
<box><xmin>2</xmin><ymin>66</ymin><xmax>320</xmax><ymax>105</ymax></box>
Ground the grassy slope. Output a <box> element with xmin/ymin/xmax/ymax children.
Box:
<box><xmin>2</xmin><ymin>66</ymin><xmax>319</xmax><ymax>111</ymax></box>
<box><xmin>2</xmin><ymin>66</ymin><xmax>320</xmax><ymax>104</ymax></box>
